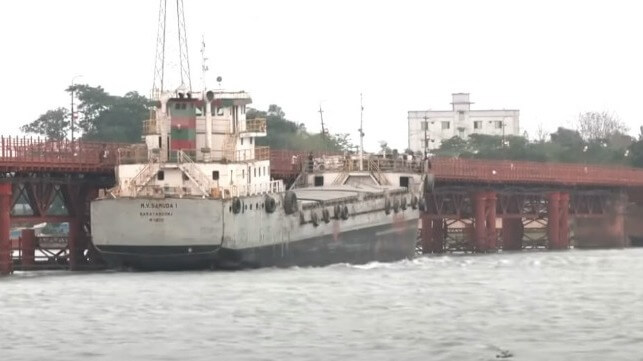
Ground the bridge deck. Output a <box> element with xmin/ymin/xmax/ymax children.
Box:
<box><xmin>270</xmin><ymin>150</ymin><xmax>643</xmax><ymax>188</ymax></box>
<box><xmin>0</xmin><ymin>137</ymin><xmax>122</xmax><ymax>173</ymax></box>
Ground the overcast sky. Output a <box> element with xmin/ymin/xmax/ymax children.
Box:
<box><xmin>1</xmin><ymin>0</ymin><xmax>642</xmax><ymax>151</ymax></box>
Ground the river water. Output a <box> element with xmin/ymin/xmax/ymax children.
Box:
<box><xmin>1</xmin><ymin>249</ymin><xmax>642</xmax><ymax>361</ymax></box>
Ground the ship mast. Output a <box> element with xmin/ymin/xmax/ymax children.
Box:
<box><xmin>359</xmin><ymin>93</ymin><xmax>365</xmax><ymax>171</ymax></box>
<box><xmin>151</xmin><ymin>0</ymin><xmax>193</xmax><ymax>99</ymax></box>
<box><xmin>318</xmin><ymin>104</ymin><xmax>326</xmax><ymax>138</ymax></box>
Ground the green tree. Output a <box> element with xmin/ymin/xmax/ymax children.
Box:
<box><xmin>22</xmin><ymin>84</ymin><xmax>152</xmax><ymax>143</ymax></box>
<box><xmin>21</xmin><ymin>108</ymin><xmax>69</xmax><ymax>140</ymax></box>
<box><xmin>251</xmin><ymin>104</ymin><xmax>352</xmax><ymax>152</ymax></box>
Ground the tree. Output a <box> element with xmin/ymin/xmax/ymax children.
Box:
<box><xmin>80</xmin><ymin>90</ymin><xmax>151</xmax><ymax>143</ymax></box>
<box><xmin>21</xmin><ymin>108</ymin><xmax>69</xmax><ymax>140</ymax></box>
<box><xmin>252</xmin><ymin>104</ymin><xmax>349</xmax><ymax>152</ymax></box>
<box><xmin>535</xmin><ymin>122</ymin><xmax>548</xmax><ymax>143</ymax></box>
<box><xmin>22</xmin><ymin>84</ymin><xmax>153</xmax><ymax>143</ymax></box>
<box><xmin>434</xmin><ymin>136</ymin><xmax>468</xmax><ymax>157</ymax></box>
<box><xmin>576</xmin><ymin>111</ymin><xmax>628</xmax><ymax>141</ymax></box>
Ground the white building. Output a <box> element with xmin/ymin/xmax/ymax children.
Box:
<box><xmin>408</xmin><ymin>93</ymin><xmax>520</xmax><ymax>153</ymax></box>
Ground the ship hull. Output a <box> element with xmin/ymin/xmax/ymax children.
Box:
<box><xmin>91</xmin><ymin>194</ymin><xmax>419</xmax><ymax>271</ymax></box>
<box><xmin>96</xmin><ymin>218</ymin><xmax>417</xmax><ymax>270</ymax></box>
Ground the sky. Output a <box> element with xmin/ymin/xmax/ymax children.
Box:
<box><xmin>1</xmin><ymin>0</ymin><xmax>642</xmax><ymax>152</ymax></box>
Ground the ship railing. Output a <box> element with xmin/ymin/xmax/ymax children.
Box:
<box><xmin>182</xmin><ymin>146</ymin><xmax>271</xmax><ymax>162</ymax></box>
<box><xmin>130</xmin><ymin>159</ymin><xmax>162</xmax><ymax>196</ymax></box>
<box><xmin>224</xmin><ymin>180</ymin><xmax>284</xmax><ymax>198</ymax></box>
<box><xmin>243</xmin><ymin>118</ymin><xmax>267</xmax><ymax>133</ymax></box>
<box><xmin>177</xmin><ymin>150</ymin><xmax>212</xmax><ymax>196</ymax></box>
<box><xmin>118</xmin><ymin>144</ymin><xmax>152</xmax><ymax>164</ymax></box>
<box><xmin>297</xmin><ymin>155</ymin><xmax>424</xmax><ymax>174</ymax></box>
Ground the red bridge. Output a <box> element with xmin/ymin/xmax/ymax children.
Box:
<box><xmin>270</xmin><ymin>150</ymin><xmax>643</xmax><ymax>255</ymax></box>
<box><xmin>2</xmin><ymin>143</ymin><xmax>643</xmax><ymax>275</ymax></box>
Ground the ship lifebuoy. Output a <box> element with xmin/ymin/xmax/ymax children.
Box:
<box><xmin>311</xmin><ymin>211</ymin><xmax>319</xmax><ymax>226</ymax></box>
<box><xmin>322</xmin><ymin>208</ymin><xmax>331</xmax><ymax>223</ymax></box>
<box><xmin>401</xmin><ymin>197</ymin><xmax>407</xmax><ymax>210</ymax></box>
<box><xmin>341</xmin><ymin>205</ymin><xmax>349</xmax><ymax>220</ymax></box>
<box><xmin>384</xmin><ymin>198</ymin><xmax>391</xmax><ymax>215</ymax></box>
<box><xmin>232</xmin><ymin>197</ymin><xmax>242</xmax><ymax>214</ymax></box>
<box><xmin>265</xmin><ymin>196</ymin><xmax>276</xmax><ymax>213</ymax></box>
<box><xmin>284</xmin><ymin>191</ymin><xmax>298</xmax><ymax>215</ymax></box>
<box><xmin>333</xmin><ymin>204</ymin><xmax>341</xmax><ymax>219</ymax></box>
<box><xmin>393</xmin><ymin>198</ymin><xmax>400</xmax><ymax>213</ymax></box>
<box><xmin>410</xmin><ymin>195</ymin><xmax>418</xmax><ymax>209</ymax></box>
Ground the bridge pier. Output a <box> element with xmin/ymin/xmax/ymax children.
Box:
<box><xmin>431</xmin><ymin>218</ymin><xmax>445</xmax><ymax>253</ymax></box>
<box><xmin>68</xmin><ymin>218</ymin><xmax>80</xmax><ymax>270</ymax></box>
<box><xmin>20</xmin><ymin>229</ymin><xmax>36</xmax><ymax>268</ymax></box>
<box><xmin>573</xmin><ymin>193</ymin><xmax>628</xmax><ymax>248</ymax></box>
<box><xmin>486</xmin><ymin>191</ymin><xmax>497</xmax><ymax>250</ymax></box>
<box><xmin>474</xmin><ymin>191</ymin><xmax>487</xmax><ymax>251</ymax></box>
<box><xmin>0</xmin><ymin>183</ymin><xmax>11</xmax><ymax>275</ymax></box>
<box><xmin>502</xmin><ymin>218</ymin><xmax>524</xmax><ymax>250</ymax></box>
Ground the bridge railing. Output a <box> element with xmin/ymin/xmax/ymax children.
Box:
<box><xmin>0</xmin><ymin>136</ymin><xmax>125</xmax><ymax>169</ymax></box>
<box><xmin>431</xmin><ymin>157</ymin><xmax>643</xmax><ymax>187</ymax></box>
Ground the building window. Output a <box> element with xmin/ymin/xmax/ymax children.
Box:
<box><xmin>212</xmin><ymin>171</ymin><xmax>219</xmax><ymax>180</ymax></box>
<box><xmin>250</xmin><ymin>137</ymin><xmax>253</xmax><ymax>144</ymax></box>
<box><xmin>217</xmin><ymin>107</ymin><xmax>224</xmax><ymax>116</ymax></box>
<box><xmin>495</xmin><ymin>121</ymin><xmax>503</xmax><ymax>129</ymax></box>
<box><xmin>240</xmin><ymin>138</ymin><xmax>244</xmax><ymax>145</ymax></box>
<box><xmin>458</xmin><ymin>111</ymin><xmax>465</xmax><ymax>121</ymax></box>
<box><xmin>242</xmin><ymin>169</ymin><xmax>245</xmax><ymax>178</ymax></box>
<box><xmin>441</xmin><ymin>121</ymin><xmax>450</xmax><ymax>130</ymax></box>
<box><xmin>254</xmin><ymin>167</ymin><xmax>257</xmax><ymax>177</ymax></box>
<box><xmin>157</xmin><ymin>170</ymin><xmax>165</xmax><ymax>181</ymax></box>
<box><xmin>474</xmin><ymin>121</ymin><xmax>482</xmax><ymax>129</ymax></box>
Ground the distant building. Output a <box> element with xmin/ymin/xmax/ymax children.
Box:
<box><xmin>408</xmin><ymin>93</ymin><xmax>520</xmax><ymax>154</ymax></box>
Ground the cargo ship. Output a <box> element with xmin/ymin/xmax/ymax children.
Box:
<box><xmin>90</xmin><ymin>89</ymin><xmax>432</xmax><ymax>270</ymax></box>
<box><xmin>89</xmin><ymin>0</ymin><xmax>432</xmax><ymax>270</ymax></box>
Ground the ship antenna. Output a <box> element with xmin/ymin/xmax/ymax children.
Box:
<box><xmin>318</xmin><ymin>104</ymin><xmax>326</xmax><ymax>138</ymax></box>
<box><xmin>176</xmin><ymin>0</ymin><xmax>192</xmax><ymax>92</ymax></box>
<box><xmin>151</xmin><ymin>0</ymin><xmax>193</xmax><ymax>97</ymax></box>
<box><xmin>359</xmin><ymin>93</ymin><xmax>365</xmax><ymax>171</ymax></box>
<box><xmin>200</xmin><ymin>34</ymin><xmax>208</xmax><ymax>91</ymax></box>
<box><xmin>151</xmin><ymin>0</ymin><xmax>167</xmax><ymax>99</ymax></box>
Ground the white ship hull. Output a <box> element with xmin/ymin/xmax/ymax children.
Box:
<box><xmin>91</xmin><ymin>188</ymin><xmax>420</xmax><ymax>270</ymax></box>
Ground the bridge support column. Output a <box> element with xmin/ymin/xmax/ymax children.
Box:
<box><xmin>474</xmin><ymin>191</ymin><xmax>488</xmax><ymax>252</ymax></box>
<box><xmin>420</xmin><ymin>215</ymin><xmax>433</xmax><ymax>254</ymax></box>
<box><xmin>431</xmin><ymin>218</ymin><xmax>445</xmax><ymax>253</ymax></box>
<box><xmin>486</xmin><ymin>191</ymin><xmax>497</xmax><ymax>250</ymax></box>
<box><xmin>68</xmin><ymin>218</ymin><xmax>80</xmax><ymax>270</ymax></box>
<box><xmin>502</xmin><ymin>218</ymin><xmax>524</xmax><ymax>250</ymax></box>
<box><xmin>21</xmin><ymin>229</ymin><xmax>36</xmax><ymax>268</ymax></box>
<box><xmin>547</xmin><ymin>192</ymin><xmax>560</xmax><ymax>249</ymax></box>
<box><xmin>0</xmin><ymin>183</ymin><xmax>12</xmax><ymax>275</ymax></box>
<box><xmin>558</xmin><ymin>192</ymin><xmax>570</xmax><ymax>249</ymax></box>
<box><xmin>574</xmin><ymin>193</ymin><xmax>628</xmax><ymax>249</ymax></box>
